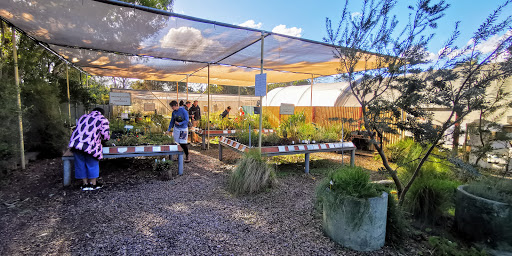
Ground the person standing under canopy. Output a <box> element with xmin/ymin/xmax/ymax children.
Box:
<box><xmin>189</xmin><ymin>100</ymin><xmax>201</xmax><ymax>143</ymax></box>
<box><xmin>167</xmin><ymin>100</ymin><xmax>191</xmax><ymax>163</ymax></box>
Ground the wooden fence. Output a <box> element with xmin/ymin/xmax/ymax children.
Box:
<box><xmin>263</xmin><ymin>106</ymin><xmax>404</xmax><ymax>147</ymax></box>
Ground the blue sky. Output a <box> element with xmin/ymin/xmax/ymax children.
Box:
<box><xmin>174</xmin><ymin>0</ymin><xmax>512</xmax><ymax>56</ymax></box>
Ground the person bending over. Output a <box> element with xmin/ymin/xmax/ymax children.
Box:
<box><xmin>168</xmin><ymin>100</ymin><xmax>191</xmax><ymax>163</ymax></box>
<box><xmin>220</xmin><ymin>106</ymin><xmax>231</xmax><ymax>119</ymax></box>
<box><xmin>68</xmin><ymin>107</ymin><xmax>110</xmax><ymax>191</ymax></box>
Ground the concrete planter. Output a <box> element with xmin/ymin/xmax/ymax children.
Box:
<box><xmin>322</xmin><ymin>192</ymin><xmax>388</xmax><ymax>251</ymax></box>
<box><xmin>455</xmin><ymin>185</ymin><xmax>512</xmax><ymax>247</ymax></box>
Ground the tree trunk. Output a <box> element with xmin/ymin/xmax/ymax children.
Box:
<box><xmin>452</xmin><ymin>109</ymin><xmax>462</xmax><ymax>156</ymax></box>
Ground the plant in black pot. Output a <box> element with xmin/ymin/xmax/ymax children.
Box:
<box><xmin>316</xmin><ymin>166</ymin><xmax>388</xmax><ymax>251</ymax></box>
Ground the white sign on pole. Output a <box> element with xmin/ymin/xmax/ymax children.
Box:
<box><xmin>279</xmin><ymin>103</ymin><xmax>295</xmax><ymax>115</ymax></box>
<box><xmin>255</xmin><ymin>73</ymin><xmax>267</xmax><ymax>97</ymax></box>
<box><xmin>109</xmin><ymin>92</ymin><xmax>131</xmax><ymax>106</ymax></box>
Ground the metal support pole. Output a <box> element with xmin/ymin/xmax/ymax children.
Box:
<box><xmin>219</xmin><ymin>142</ymin><xmax>223</xmax><ymax>161</ymax></box>
<box><xmin>176</xmin><ymin>81</ymin><xmax>179</xmax><ymax>101</ymax></box>
<box><xmin>207</xmin><ymin>64</ymin><xmax>210</xmax><ymax>149</ymax></box>
<box><xmin>305</xmin><ymin>153</ymin><xmax>310</xmax><ymax>173</ymax></box>
<box><xmin>66</xmin><ymin>64</ymin><xmax>71</xmax><ymax>122</ymax></box>
<box><xmin>258</xmin><ymin>33</ymin><xmax>264</xmax><ymax>150</ymax></box>
<box><xmin>350</xmin><ymin>148</ymin><xmax>355</xmax><ymax>167</ymax></box>
<box><xmin>238</xmin><ymin>86</ymin><xmax>241</xmax><ymax>111</ymax></box>
<box><xmin>186</xmin><ymin>75</ymin><xmax>189</xmax><ymax>101</ymax></box>
<box><xmin>310</xmin><ymin>74</ymin><xmax>314</xmax><ymax>122</ymax></box>
<box><xmin>178</xmin><ymin>154</ymin><xmax>183</xmax><ymax>175</ymax></box>
<box><xmin>342</xmin><ymin>121</ymin><xmax>344</xmax><ymax>165</ymax></box>
<box><xmin>12</xmin><ymin>28</ymin><xmax>25</xmax><ymax>170</ymax></box>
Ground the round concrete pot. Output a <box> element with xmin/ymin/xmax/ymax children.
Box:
<box><xmin>455</xmin><ymin>185</ymin><xmax>512</xmax><ymax>247</ymax></box>
<box><xmin>322</xmin><ymin>192</ymin><xmax>388</xmax><ymax>251</ymax></box>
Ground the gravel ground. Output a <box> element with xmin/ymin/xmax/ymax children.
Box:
<box><xmin>0</xmin><ymin>147</ymin><xmax>423</xmax><ymax>255</ymax></box>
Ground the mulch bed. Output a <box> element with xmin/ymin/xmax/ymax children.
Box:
<box><xmin>0</xmin><ymin>146</ymin><xmax>427</xmax><ymax>255</ymax></box>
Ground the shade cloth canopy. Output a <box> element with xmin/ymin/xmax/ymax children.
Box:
<box><xmin>0</xmin><ymin>0</ymin><xmax>382</xmax><ymax>86</ymax></box>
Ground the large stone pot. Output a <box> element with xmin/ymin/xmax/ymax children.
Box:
<box><xmin>455</xmin><ymin>185</ymin><xmax>512</xmax><ymax>247</ymax></box>
<box><xmin>323</xmin><ymin>192</ymin><xmax>388</xmax><ymax>251</ymax></box>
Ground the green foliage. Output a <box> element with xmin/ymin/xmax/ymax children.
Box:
<box><xmin>405</xmin><ymin>178</ymin><xmax>460</xmax><ymax>223</ymax></box>
<box><xmin>153</xmin><ymin>158</ymin><xmax>176</xmax><ymax>180</ymax></box>
<box><xmin>297</xmin><ymin>123</ymin><xmax>317</xmax><ymax>141</ymax></box>
<box><xmin>428</xmin><ymin>236</ymin><xmax>487</xmax><ymax>256</ymax></box>
<box><xmin>386</xmin><ymin>193</ymin><xmax>408</xmax><ymax>246</ymax></box>
<box><xmin>228</xmin><ymin>149</ymin><xmax>277</xmax><ymax>195</ymax></box>
<box><xmin>22</xmin><ymin>79</ymin><xmax>68</xmax><ymax>158</ymax></box>
<box><xmin>279</xmin><ymin>111</ymin><xmax>306</xmax><ymax>140</ymax></box>
<box><xmin>465</xmin><ymin>176</ymin><xmax>512</xmax><ymax>204</ymax></box>
<box><xmin>107</xmin><ymin>133</ymin><xmax>174</xmax><ymax>146</ymax></box>
<box><xmin>395</xmin><ymin>140</ymin><xmax>461</xmax><ymax>223</ymax></box>
<box><xmin>380</xmin><ymin>138</ymin><xmax>416</xmax><ymax>163</ymax></box>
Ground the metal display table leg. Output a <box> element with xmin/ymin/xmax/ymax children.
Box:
<box><xmin>305</xmin><ymin>153</ymin><xmax>310</xmax><ymax>173</ymax></box>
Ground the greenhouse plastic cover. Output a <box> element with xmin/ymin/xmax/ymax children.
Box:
<box><xmin>263</xmin><ymin>82</ymin><xmax>353</xmax><ymax>107</ymax></box>
<box><xmin>0</xmin><ymin>0</ymin><xmax>382</xmax><ymax>86</ymax></box>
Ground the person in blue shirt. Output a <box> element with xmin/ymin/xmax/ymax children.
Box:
<box><xmin>167</xmin><ymin>100</ymin><xmax>190</xmax><ymax>163</ymax></box>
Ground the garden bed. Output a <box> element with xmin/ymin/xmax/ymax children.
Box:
<box><xmin>219</xmin><ymin>136</ymin><xmax>356</xmax><ymax>173</ymax></box>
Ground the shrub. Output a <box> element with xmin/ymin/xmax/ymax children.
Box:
<box><xmin>153</xmin><ymin>158</ymin><xmax>177</xmax><ymax>180</ymax></box>
<box><xmin>228</xmin><ymin>149</ymin><xmax>277</xmax><ymax>195</ymax></box>
<box><xmin>465</xmin><ymin>176</ymin><xmax>512</xmax><ymax>204</ymax></box>
<box><xmin>405</xmin><ymin>177</ymin><xmax>460</xmax><ymax>223</ymax></box>
<box><xmin>395</xmin><ymin>139</ymin><xmax>461</xmax><ymax>223</ymax></box>
<box><xmin>386</xmin><ymin>193</ymin><xmax>408</xmax><ymax>245</ymax></box>
<box><xmin>380</xmin><ymin>138</ymin><xmax>416</xmax><ymax>162</ymax></box>
<box><xmin>428</xmin><ymin>236</ymin><xmax>487</xmax><ymax>256</ymax></box>
<box><xmin>236</xmin><ymin>130</ymin><xmax>258</xmax><ymax>146</ymax></box>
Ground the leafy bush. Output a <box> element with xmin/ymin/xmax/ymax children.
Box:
<box><xmin>386</xmin><ymin>192</ymin><xmax>408</xmax><ymax>245</ymax></box>
<box><xmin>428</xmin><ymin>236</ymin><xmax>487</xmax><ymax>256</ymax></box>
<box><xmin>228</xmin><ymin>149</ymin><xmax>277</xmax><ymax>195</ymax></box>
<box><xmin>380</xmin><ymin>138</ymin><xmax>416</xmax><ymax>162</ymax></box>
<box><xmin>395</xmin><ymin>139</ymin><xmax>461</xmax><ymax>223</ymax></box>
<box><xmin>465</xmin><ymin>176</ymin><xmax>512</xmax><ymax>204</ymax></box>
<box><xmin>405</xmin><ymin>178</ymin><xmax>460</xmax><ymax>223</ymax></box>
<box><xmin>153</xmin><ymin>158</ymin><xmax>177</xmax><ymax>180</ymax></box>
<box><xmin>297</xmin><ymin>123</ymin><xmax>317</xmax><ymax>141</ymax></box>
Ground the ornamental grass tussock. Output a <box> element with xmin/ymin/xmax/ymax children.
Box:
<box><xmin>228</xmin><ymin>149</ymin><xmax>277</xmax><ymax>195</ymax></box>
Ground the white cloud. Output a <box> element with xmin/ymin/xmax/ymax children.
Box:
<box><xmin>473</xmin><ymin>30</ymin><xmax>512</xmax><ymax>54</ymax></box>
<box><xmin>272</xmin><ymin>24</ymin><xmax>302</xmax><ymax>37</ymax></box>
<box><xmin>160</xmin><ymin>27</ymin><xmax>219</xmax><ymax>56</ymax></box>
<box><xmin>351</xmin><ymin>12</ymin><xmax>362</xmax><ymax>20</ymax></box>
<box><xmin>238</xmin><ymin>20</ymin><xmax>262</xmax><ymax>29</ymax></box>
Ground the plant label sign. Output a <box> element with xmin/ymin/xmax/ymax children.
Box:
<box><xmin>279</xmin><ymin>103</ymin><xmax>295</xmax><ymax>115</ymax></box>
<box><xmin>255</xmin><ymin>73</ymin><xmax>267</xmax><ymax>97</ymax></box>
<box><xmin>110</xmin><ymin>92</ymin><xmax>131</xmax><ymax>106</ymax></box>
<box><xmin>144</xmin><ymin>103</ymin><xmax>155</xmax><ymax>111</ymax></box>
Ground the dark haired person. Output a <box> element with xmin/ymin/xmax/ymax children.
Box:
<box><xmin>68</xmin><ymin>107</ymin><xmax>110</xmax><ymax>191</ymax></box>
<box><xmin>167</xmin><ymin>100</ymin><xmax>191</xmax><ymax>163</ymax></box>
<box><xmin>189</xmin><ymin>100</ymin><xmax>201</xmax><ymax>143</ymax></box>
<box><xmin>220</xmin><ymin>106</ymin><xmax>231</xmax><ymax>119</ymax></box>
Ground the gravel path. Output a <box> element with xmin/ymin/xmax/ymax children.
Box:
<box><xmin>0</xmin><ymin>148</ymin><xmax>416</xmax><ymax>255</ymax></box>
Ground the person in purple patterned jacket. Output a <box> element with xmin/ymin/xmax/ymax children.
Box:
<box><xmin>68</xmin><ymin>107</ymin><xmax>110</xmax><ymax>191</ymax></box>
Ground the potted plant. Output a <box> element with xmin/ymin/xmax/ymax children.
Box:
<box><xmin>316</xmin><ymin>166</ymin><xmax>388</xmax><ymax>251</ymax></box>
<box><xmin>455</xmin><ymin>177</ymin><xmax>512</xmax><ymax>250</ymax></box>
